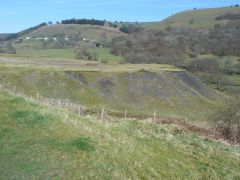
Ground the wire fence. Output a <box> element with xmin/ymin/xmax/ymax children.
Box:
<box><xmin>0</xmin><ymin>84</ymin><xmax>159</xmax><ymax>121</ymax></box>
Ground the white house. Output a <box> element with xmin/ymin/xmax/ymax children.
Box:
<box><xmin>83</xmin><ymin>38</ymin><xmax>89</xmax><ymax>41</ymax></box>
<box><xmin>64</xmin><ymin>37</ymin><xmax>69</xmax><ymax>41</ymax></box>
<box><xmin>25</xmin><ymin>37</ymin><xmax>31</xmax><ymax>40</ymax></box>
<box><xmin>44</xmin><ymin>37</ymin><xmax>49</xmax><ymax>41</ymax></box>
<box><xmin>53</xmin><ymin>37</ymin><xmax>58</xmax><ymax>41</ymax></box>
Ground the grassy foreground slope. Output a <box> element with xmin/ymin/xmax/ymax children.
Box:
<box><xmin>143</xmin><ymin>7</ymin><xmax>240</xmax><ymax>30</ymax></box>
<box><xmin>0</xmin><ymin>90</ymin><xmax>239</xmax><ymax>179</ymax></box>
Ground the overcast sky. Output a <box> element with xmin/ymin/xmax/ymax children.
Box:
<box><xmin>0</xmin><ymin>0</ymin><xmax>239</xmax><ymax>33</ymax></box>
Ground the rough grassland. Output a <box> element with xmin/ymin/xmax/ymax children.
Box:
<box><xmin>143</xmin><ymin>7</ymin><xmax>240</xmax><ymax>30</ymax></box>
<box><xmin>0</xmin><ymin>60</ymin><xmax>222</xmax><ymax>125</ymax></box>
<box><xmin>0</xmin><ymin>91</ymin><xmax>239</xmax><ymax>179</ymax></box>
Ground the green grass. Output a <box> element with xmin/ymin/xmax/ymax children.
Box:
<box><xmin>227</xmin><ymin>74</ymin><xmax>240</xmax><ymax>85</ymax></box>
<box><xmin>13</xmin><ymin>40</ymin><xmax>76</xmax><ymax>59</ymax></box>
<box><xmin>13</xmin><ymin>40</ymin><xmax>124</xmax><ymax>60</ymax></box>
<box><xmin>143</xmin><ymin>7</ymin><xmax>240</xmax><ymax>30</ymax></box>
<box><xmin>15</xmin><ymin>40</ymin><xmax>43</xmax><ymax>51</ymax></box>
<box><xmin>93</xmin><ymin>48</ymin><xmax>123</xmax><ymax>62</ymax></box>
<box><xmin>14</xmin><ymin>40</ymin><xmax>43</xmax><ymax>56</ymax></box>
<box><xmin>0</xmin><ymin>91</ymin><xmax>239</xmax><ymax>179</ymax></box>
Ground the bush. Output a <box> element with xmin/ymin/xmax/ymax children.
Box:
<box><xmin>101</xmin><ymin>59</ymin><xmax>108</xmax><ymax>63</ymax></box>
<box><xmin>211</xmin><ymin>96</ymin><xmax>240</xmax><ymax>143</ymax></box>
<box><xmin>120</xmin><ymin>26</ymin><xmax>129</xmax><ymax>34</ymax></box>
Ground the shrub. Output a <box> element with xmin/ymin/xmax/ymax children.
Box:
<box><xmin>120</xmin><ymin>26</ymin><xmax>129</xmax><ymax>34</ymax></box>
<box><xmin>101</xmin><ymin>59</ymin><xmax>108</xmax><ymax>63</ymax></box>
<box><xmin>210</xmin><ymin>96</ymin><xmax>240</xmax><ymax>143</ymax></box>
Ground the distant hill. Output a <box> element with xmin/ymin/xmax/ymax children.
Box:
<box><xmin>23</xmin><ymin>24</ymin><xmax>125</xmax><ymax>42</ymax></box>
<box><xmin>2</xmin><ymin>23</ymin><xmax>47</xmax><ymax>41</ymax></box>
<box><xmin>142</xmin><ymin>7</ymin><xmax>240</xmax><ymax>30</ymax></box>
<box><xmin>0</xmin><ymin>33</ymin><xmax>13</xmax><ymax>41</ymax></box>
<box><xmin>8</xmin><ymin>24</ymin><xmax>125</xmax><ymax>59</ymax></box>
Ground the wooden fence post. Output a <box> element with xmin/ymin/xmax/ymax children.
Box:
<box><xmin>78</xmin><ymin>105</ymin><xmax>82</xmax><ymax>116</ymax></box>
<box><xmin>154</xmin><ymin>109</ymin><xmax>156</xmax><ymax>120</ymax></box>
<box><xmin>97</xmin><ymin>110</ymin><xmax>100</xmax><ymax>120</ymax></box>
<box><xmin>124</xmin><ymin>110</ymin><xmax>127</xmax><ymax>120</ymax></box>
<box><xmin>101</xmin><ymin>108</ymin><xmax>104</xmax><ymax>121</ymax></box>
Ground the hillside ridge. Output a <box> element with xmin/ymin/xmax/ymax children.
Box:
<box><xmin>142</xmin><ymin>6</ymin><xmax>240</xmax><ymax>30</ymax></box>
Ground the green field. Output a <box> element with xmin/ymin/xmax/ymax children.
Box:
<box><xmin>93</xmin><ymin>48</ymin><xmax>123</xmax><ymax>62</ymax></box>
<box><xmin>0</xmin><ymin>91</ymin><xmax>239</xmax><ymax>179</ymax></box>
<box><xmin>143</xmin><ymin>7</ymin><xmax>240</xmax><ymax>30</ymax></box>
<box><xmin>13</xmin><ymin>39</ymin><xmax>124</xmax><ymax>61</ymax></box>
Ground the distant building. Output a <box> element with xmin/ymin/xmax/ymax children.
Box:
<box><xmin>64</xmin><ymin>37</ymin><xmax>69</xmax><ymax>41</ymax></box>
<box><xmin>53</xmin><ymin>37</ymin><xmax>58</xmax><ymax>41</ymax></box>
<box><xmin>83</xmin><ymin>38</ymin><xmax>89</xmax><ymax>41</ymax></box>
<box><xmin>25</xmin><ymin>37</ymin><xmax>31</xmax><ymax>40</ymax></box>
<box><xmin>44</xmin><ymin>37</ymin><xmax>49</xmax><ymax>41</ymax></box>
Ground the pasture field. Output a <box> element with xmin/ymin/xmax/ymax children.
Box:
<box><xmin>93</xmin><ymin>48</ymin><xmax>123</xmax><ymax>62</ymax></box>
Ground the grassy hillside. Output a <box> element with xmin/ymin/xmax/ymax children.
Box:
<box><xmin>0</xmin><ymin>57</ymin><xmax>222</xmax><ymax>125</ymax></box>
<box><xmin>24</xmin><ymin>24</ymin><xmax>125</xmax><ymax>41</ymax></box>
<box><xmin>10</xmin><ymin>24</ymin><xmax>125</xmax><ymax>60</ymax></box>
<box><xmin>0</xmin><ymin>90</ymin><xmax>239</xmax><ymax>179</ymax></box>
<box><xmin>143</xmin><ymin>7</ymin><xmax>240</xmax><ymax>30</ymax></box>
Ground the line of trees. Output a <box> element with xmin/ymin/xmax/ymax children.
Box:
<box><xmin>62</xmin><ymin>19</ymin><xmax>105</xmax><ymax>26</ymax></box>
<box><xmin>119</xmin><ymin>24</ymin><xmax>144</xmax><ymax>34</ymax></box>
